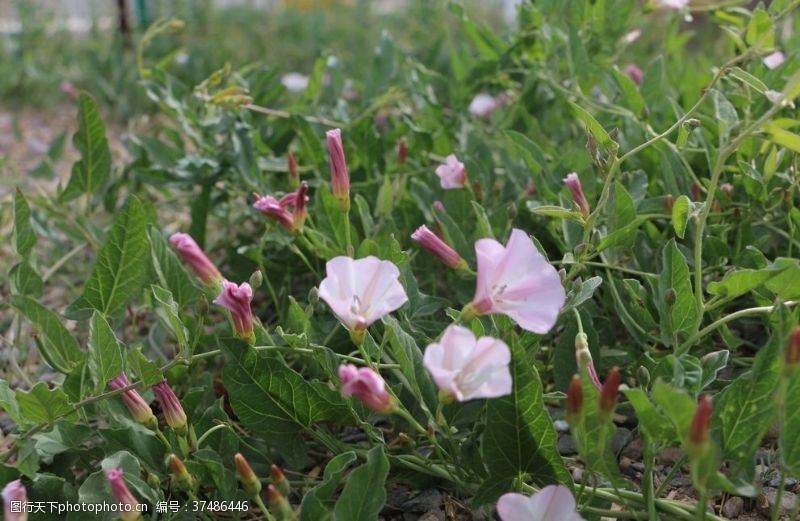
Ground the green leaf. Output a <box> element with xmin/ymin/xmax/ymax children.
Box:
<box><xmin>672</xmin><ymin>195</ymin><xmax>690</xmax><ymax>239</ymax></box>
<box><xmin>745</xmin><ymin>8</ymin><xmax>774</xmax><ymax>49</ymax></box>
<box><xmin>729</xmin><ymin>67</ymin><xmax>768</xmax><ymax>94</ymax></box>
<box><xmin>9</xmin><ymin>260</ymin><xmax>43</xmax><ymax>297</ymax></box>
<box><xmin>73</xmin><ymin>451</ymin><xmax>157</xmax><ymax>521</ymax></box>
<box><xmin>569</xmin><ymin>101</ymin><xmax>618</xmax><ymax>150</ymax></box>
<box><xmin>781</xmin><ymin>371</ymin><xmax>800</xmax><ymax>475</ymax></box>
<box><xmin>651</xmin><ymin>382</ymin><xmax>696</xmax><ymax>447</ymax></box>
<box><xmin>333</xmin><ymin>446</ymin><xmax>389</xmax><ymax>521</ymax></box>
<box><xmin>707</xmin><ymin>267</ymin><xmax>785</xmax><ymax>298</ymax></box>
<box><xmin>60</xmin><ymin>92</ymin><xmax>111</xmax><ymax>201</ymax></box>
<box><xmin>126</xmin><ymin>347</ymin><xmax>163</xmax><ymax>387</ymax></box>
<box><xmin>222</xmin><ymin>340</ymin><xmax>349</xmax><ymax>446</ymax></box>
<box><xmin>713</xmin><ymin>90</ymin><xmax>739</xmax><ymax>141</ymax></box>
<box><xmin>88</xmin><ymin>312</ymin><xmax>125</xmax><ymax>390</ymax></box>
<box><xmin>13</xmin><ymin>189</ymin><xmax>36</xmax><ymax>257</ymax></box>
<box><xmin>657</xmin><ymin>240</ymin><xmax>699</xmax><ymax>342</ymax></box>
<box><xmin>765</xmin><ymin>258</ymin><xmax>800</xmax><ymax>299</ymax></box>
<box><xmin>623</xmin><ymin>388</ymin><xmax>676</xmax><ymax>448</ymax></box>
<box><xmin>16</xmin><ymin>383</ymin><xmax>74</xmax><ymax>424</ymax></box>
<box><xmin>66</xmin><ymin>196</ymin><xmax>149</xmax><ymax>319</ymax></box>
<box><xmin>765</xmin><ymin>123</ymin><xmax>800</xmax><ymax>154</ymax></box>
<box><xmin>382</xmin><ymin>316</ymin><xmax>438</xmax><ymax>412</ymax></box>
<box><xmin>147</xmin><ymin>226</ymin><xmax>202</xmax><ymax>307</ymax></box>
<box><xmin>151</xmin><ymin>285</ymin><xmax>189</xmax><ymax>352</ymax></box>
<box><xmin>528</xmin><ymin>204</ymin><xmax>583</xmax><ymax>222</ymax></box>
<box><xmin>0</xmin><ymin>379</ymin><xmax>25</xmax><ymax>426</ymax></box>
<box><xmin>482</xmin><ymin>338</ymin><xmax>570</xmax><ymax>485</ymax></box>
<box><xmin>300</xmin><ymin>452</ymin><xmax>358</xmax><ymax>521</ymax></box>
<box><xmin>10</xmin><ymin>295</ymin><xmax>84</xmax><ymax>373</ymax></box>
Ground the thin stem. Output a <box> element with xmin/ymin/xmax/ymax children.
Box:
<box><xmin>244</xmin><ymin>103</ymin><xmax>344</xmax><ymax>128</ymax></box>
<box><xmin>253</xmin><ymin>495</ymin><xmax>276</xmax><ymax>521</ymax></box>
<box><xmin>195</xmin><ymin>424</ymin><xmax>230</xmax><ymax>448</ymax></box>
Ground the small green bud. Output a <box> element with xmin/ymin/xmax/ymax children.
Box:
<box><xmin>249</xmin><ymin>269</ymin><xmax>263</xmax><ymax>290</ymax></box>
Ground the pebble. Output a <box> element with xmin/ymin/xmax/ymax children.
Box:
<box><xmin>767</xmin><ymin>472</ymin><xmax>798</xmax><ymax>489</ymax></box>
<box><xmin>722</xmin><ymin>496</ymin><xmax>743</xmax><ymax>518</ymax></box>
<box><xmin>558</xmin><ymin>434</ymin><xmax>577</xmax><ymax>455</ymax></box>
<box><xmin>657</xmin><ymin>447</ymin><xmax>685</xmax><ymax>466</ymax></box>
<box><xmin>759</xmin><ymin>487</ymin><xmax>798</xmax><ymax>517</ymax></box>
<box><xmin>553</xmin><ymin>419</ymin><xmax>570</xmax><ymax>433</ymax></box>
<box><xmin>401</xmin><ymin>489</ymin><xmax>443</xmax><ymax>513</ymax></box>
<box><xmin>621</xmin><ymin>437</ymin><xmax>643</xmax><ymax>461</ymax></box>
<box><xmin>417</xmin><ymin>511</ymin><xmax>445</xmax><ymax>521</ymax></box>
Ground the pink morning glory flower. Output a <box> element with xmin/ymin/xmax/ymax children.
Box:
<box><xmin>169</xmin><ymin>233</ymin><xmax>222</xmax><ymax>286</ymax></box>
<box><xmin>623</xmin><ymin>29</ymin><xmax>641</xmax><ymax>43</ymax></box>
<box><xmin>338</xmin><ymin>364</ymin><xmax>394</xmax><ymax>413</ymax></box>
<box><xmin>435</xmin><ymin>154</ymin><xmax>467</xmax><ymax>189</ymax></box>
<box><xmin>763</xmin><ymin>51</ymin><xmax>785</xmax><ymax>69</ymax></box>
<box><xmin>411</xmin><ymin>225</ymin><xmax>466</xmax><ymax>269</ymax></box>
<box><xmin>106</xmin><ymin>469</ymin><xmax>142</xmax><ymax>521</ymax></box>
<box><xmin>2</xmin><ymin>479</ymin><xmax>28</xmax><ymax>521</ymax></box>
<box><xmin>214</xmin><ymin>281</ymin><xmax>255</xmax><ymax>343</ymax></box>
<box><xmin>423</xmin><ymin>325</ymin><xmax>512</xmax><ymax>402</ymax></box>
<box><xmin>497</xmin><ymin>485</ymin><xmax>585</xmax><ymax>521</ymax></box>
<box><xmin>318</xmin><ymin>256</ymin><xmax>408</xmax><ymax>332</ymax></box>
<box><xmin>470</xmin><ymin>229</ymin><xmax>566</xmax><ymax>334</ymax></box>
<box><xmin>281</xmin><ymin>72</ymin><xmax>309</xmax><ymax>92</ymax></box>
<box><xmin>468</xmin><ymin>93</ymin><xmax>497</xmax><ymax>118</ymax></box>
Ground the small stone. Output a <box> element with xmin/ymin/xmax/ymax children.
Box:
<box><xmin>759</xmin><ymin>487</ymin><xmax>798</xmax><ymax>517</ymax></box>
<box><xmin>553</xmin><ymin>419</ymin><xmax>570</xmax><ymax>433</ymax></box>
<box><xmin>621</xmin><ymin>437</ymin><xmax>644</xmax><ymax>461</ymax></box>
<box><xmin>558</xmin><ymin>434</ymin><xmax>577</xmax><ymax>455</ymax></box>
<box><xmin>612</xmin><ymin>428</ymin><xmax>632</xmax><ymax>454</ymax></box>
<box><xmin>722</xmin><ymin>496</ymin><xmax>743</xmax><ymax>518</ymax></box>
<box><xmin>401</xmin><ymin>490</ymin><xmax>443</xmax><ymax>513</ymax></box>
<box><xmin>768</xmin><ymin>472</ymin><xmax>798</xmax><ymax>489</ymax></box>
<box><xmin>657</xmin><ymin>447</ymin><xmax>685</xmax><ymax>466</ymax></box>
<box><xmin>572</xmin><ymin>467</ymin><xmax>584</xmax><ymax>483</ymax></box>
<box><xmin>418</xmin><ymin>511</ymin><xmax>445</xmax><ymax>521</ymax></box>
<box><xmin>631</xmin><ymin>462</ymin><xmax>645</xmax><ymax>472</ymax></box>
<box><xmin>670</xmin><ymin>475</ymin><xmax>693</xmax><ymax>488</ymax></box>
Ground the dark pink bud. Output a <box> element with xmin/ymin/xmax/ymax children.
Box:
<box><xmin>624</xmin><ymin>64</ymin><xmax>643</xmax><ymax>85</ymax></box>
<box><xmin>326</xmin><ymin>128</ymin><xmax>350</xmax><ymax>209</ymax></box>
<box><xmin>563</xmin><ymin>173</ymin><xmax>590</xmax><ymax>218</ymax></box>
<box><xmin>108</xmin><ymin>373</ymin><xmax>157</xmax><ymax>428</ymax></box>
<box><xmin>411</xmin><ymin>225</ymin><xmax>466</xmax><ymax>269</ymax></box>
<box><xmin>106</xmin><ymin>469</ymin><xmax>141</xmax><ymax>521</ymax></box>
<box><xmin>169</xmin><ymin>233</ymin><xmax>222</xmax><ymax>286</ymax></box>
<box><xmin>689</xmin><ymin>395</ymin><xmax>712</xmax><ymax>447</ymax></box>
<box><xmin>152</xmin><ymin>380</ymin><xmax>188</xmax><ymax>435</ymax></box>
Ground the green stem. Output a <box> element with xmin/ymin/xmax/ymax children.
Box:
<box><xmin>253</xmin><ymin>495</ymin><xmax>276</xmax><ymax>521</ymax></box>
<box><xmin>195</xmin><ymin>424</ymin><xmax>230</xmax><ymax>448</ymax></box>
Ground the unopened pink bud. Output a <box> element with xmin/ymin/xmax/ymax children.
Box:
<box><xmin>287</xmin><ymin>151</ymin><xmax>298</xmax><ymax>186</ymax></box>
<box><xmin>293</xmin><ymin>181</ymin><xmax>309</xmax><ymax>231</ymax></box>
<box><xmin>326</xmin><ymin>128</ymin><xmax>350</xmax><ymax>209</ymax></box>
<box><xmin>169</xmin><ymin>233</ymin><xmax>222</xmax><ymax>286</ymax></box>
<box><xmin>338</xmin><ymin>364</ymin><xmax>394</xmax><ymax>413</ymax></box>
<box><xmin>563</xmin><ymin>173</ymin><xmax>590</xmax><ymax>218</ymax></box>
<box><xmin>214</xmin><ymin>281</ymin><xmax>255</xmax><ymax>343</ymax></box>
<box><xmin>689</xmin><ymin>395</ymin><xmax>712</xmax><ymax>455</ymax></box>
<box><xmin>253</xmin><ymin>194</ymin><xmax>295</xmax><ymax>231</ymax></box>
<box><xmin>108</xmin><ymin>373</ymin><xmax>157</xmax><ymax>429</ymax></box>
<box><xmin>411</xmin><ymin>225</ymin><xmax>466</xmax><ymax>269</ymax></box>
<box><xmin>2</xmin><ymin>479</ymin><xmax>28</xmax><ymax>521</ymax></box>
<box><xmin>398</xmin><ymin>138</ymin><xmax>407</xmax><ymax>165</ymax></box>
<box><xmin>152</xmin><ymin>380</ymin><xmax>188</xmax><ymax>436</ymax></box>
<box><xmin>624</xmin><ymin>64</ymin><xmax>643</xmax><ymax>85</ymax></box>
<box><xmin>106</xmin><ymin>469</ymin><xmax>142</xmax><ymax>521</ymax></box>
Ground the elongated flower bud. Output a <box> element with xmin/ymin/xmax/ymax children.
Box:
<box><xmin>563</xmin><ymin>173</ymin><xmax>590</xmax><ymax>218</ymax></box>
<box><xmin>214</xmin><ymin>281</ymin><xmax>255</xmax><ymax>344</ymax></box>
<box><xmin>267</xmin><ymin>485</ymin><xmax>294</xmax><ymax>520</ymax></box>
<box><xmin>109</xmin><ymin>373</ymin><xmax>158</xmax><ymax>429</ymax></box>
<box><xmin>153</xmin><ymin>381</ymin><xmax>188</xmax><ymax>436</ymax></box>
<box><xmin>411</xmin><ymin>225</ymin><xmax>466</xmax><ymax>270</ymax></box>
<box><xmin>287</xmin><ymin>152</ymin><xmax>298</xmax><ymax>188</ymax></box>
<box><xmin>785</xmin><ymin>327</ymin><xmax>800</xmax><ymax>376</ymax></box>
<box><xmin>398</xmin><ymin>138</ymin><xmax>407</xmax><ymax>165</ymax></box>
<box><xmin>688</xmin><ymin>395</ymin><xmax>712</xmax><ymax>457</ymax></box>
<box><xmin>338</xmin><ymin>365</ymin><xmax>395</xmax><ymax>413</ymax></box>
<box><xmin>599</xmin><ymin>367</ymin><xmax>620</xmax><ymax>417</ymax></box>
<box><xmin>106</xmin><ymin>469</ymin><xmax>142</xmax><ymax>521</ymax></box>
<box><xmin>271</xmin><ymin>464</ymin><xmax>290</xmax><ymax>497</ymax></box>
<box><xmin>168</xmin><ymin>454</ymin><xmax>196</xmax><ymax>492</ymax></box>
<box><xmin>574</xmin><ymin>332</ymin><xmax>601</xmax><ymax>391</ymax></box>
<box><xmin>254</xmin><ymin>194</ymin><xmax>295</xmax><ymax>231</ymax></box>
<box><xmin>293</xmin><ymin>181</ymin><xmax>309</xmax><ymax>231</ymax></box>
<box><xmin>169</xmin><ymin>233</ymin><xmax>222</xmax><ymax>286</ymax></box>
<box><xmin>326</xmin><ymin>129</ymin><xmax>350</xmax><ymax>210</ymax></box>
<box><xmin>234</xmin><ymin>453</ymin><xmax>261</xmax><ymax>497</ymax></box>
<box><xmin>2</xmin><ymin>479</ymin><xmax>28</xmax><ymax>521</ymax></box>
<box><xmin>565</xmin><ymin>374</ymin><xmax>583</xmax><ymax>426</ymax></box>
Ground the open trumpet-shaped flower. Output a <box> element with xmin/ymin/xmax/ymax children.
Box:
<box><xmin>469</xmin><ymin>229</ymin><xmax>565</xmax><ymax>334</ymax></box>
<box><xmin>152</xmin><ymin>381</ymin><xmax>188</xmax><ymax>436</ymax></box>
<box><xmin>2</xmin><ymin>479</ymin><xmax>28</xmax><ymax>521</ymax></box>
<box><xmin>108</xmin><ymin>373</ymin><xmax>157</xmax><ymax>429</ymax></box>
<box><xmin>318</xmin><ymin>256</ymin><xmax>408</xmax><ymax>332</ymax></box>
<box><xmin>338</xmin><ymin>364</ymin><xmax>394</xmax><ymax>413</ymax></box>
<box><xmin>106</xmin><ymin>469</ymin><xmax>142</xmax><ymax>521</ymax></box>
<box><xmin>497</xmin><ymin>485</ymin><xmax>585</xmax><ymax>521</ymax></box>
<box><xmin>423</xmin><ymin>325</ymin><xmax>512</xmax><ymax>402</ymax></box>
<box><xmin>214</xmin><ymin>281</ymin><xmax>255</xmax><ymax>343</ymax></box>
<box><xmin>435</xmin><ymin>154</ymin><xmax>467</xmax><ymax>189</ymax></box>
<box><xmin>169</xmin><ymin>233</ymin><xmax>222</xmax><ymax>286</ymax></box>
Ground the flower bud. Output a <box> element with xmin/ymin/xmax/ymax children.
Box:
<box><xmin>565</xmin><ymin>375</ymin><xmax>583</xmax><ymax>426</ymax></box>
<box><xmin>106</xmin><ymin>469</ymin><xmax>142</xmax><ymax>521</ymax></box>
<box><xmin>691</xmin><ymin>183</ymin><xmax>702</xmax><ymax>202</ymax></box>
<box><xmin>214</xmin><ymin>281</ymin><xmax>255</xmax><ymax>344</ymax></box>
<box><xmin>599</xmin><ymin>367</ymin><xmax>621</xmax><ymax>417</ymax></box>
<box><xmin>2</xmin><ymin>479</ymin><xmax>28</xmax><ymax>521</ymax></box>
<box><xmin>636</xmin><ymin>366</ymin><xmax>650</xmax><ymax>388</ymax></box>
<box><xmin>688</xmin><ymin>394</ymin><xmax>712</xmax><ymax>456</ymax></box>
<box><xmin>624</xmin><ymin>64</ymin><xmax>643</xmax><ymax>85</ymax></box>
<box><xmin>168</xmin><ymin>454</ymin><xmax>196</xmax><ymax>492</ymax></box>
<box><xmin>563</xmin><ymin>173</ymin><xmax>590</xmax><ymax>218</ymax></box>
<box><xmin>397</xmin><ymin>138</ymin><xmax>407</xmax><ymax>165</ymax></box>
<box><xmin>287</xmin><ymin>152</ymin><xmax>298</xmax><ymax>188</ymax></box>
<box><xmin>338</xmin><ymin>365</ymin><xmax>395</xmax><ymax>413</ymax></box>
<box><xmin>411</xmin><ymin>225</ymin><xmax>467</xmax><ymax>270</ymax></box>
<box><xmin>292</xmin><ymin>181</ymin><xmax>309</xmax><ymax>231</ymax></box>
<box><xmin>785</xmin><ymin>327</ymin><xmax>800</xmax><ymax>376</ymax></box>
<box><xmin>720</xmin><ymin>183</ymin><xmax>734</xmax><ymax>199</ymax></box>
<box><xmin>249</xmin><ymin>270</ymin><xmax>263</xmax><ymax>290</ymax></box>
<box><xmin>153</xmin><ymin>380</ymin><xmax>188</xmax><ymax>436</ymax></box>
<box><xmin>575</xmin><ymin>332</ymin><xmax>601</xmax><ymax>391</ymax></box>
<box><xmin>234</xmin><ymin>453</ymin><xmax>262</xmax><ymax>497</ymax></box>
<box><xmin>271</xmin><ymin>464</ymin><xmax>290</xmax><ymax>497</ymax></box>
<box><xmin>197</xmin><ymin>293</ymin><xmax>209</xmax><ymax>318</ymax></box>
<box><xmin>267</xmin><ymin>484</ymin><xmax>295</xmax><ymax>520</ymax></box>
<box><xmin>169</xmin><ymin>233</ymin><xmax>222</xmax><ymax>286</ymax></box>
<box><xmin>108</xmin><ymin>373</ymin><xmax>158</xmax><ymax>430</ymax></box>
<box><xmin>326</xmin><ymin>128</ymin><xmax>350</xmax><ymax>210</ymax></box>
